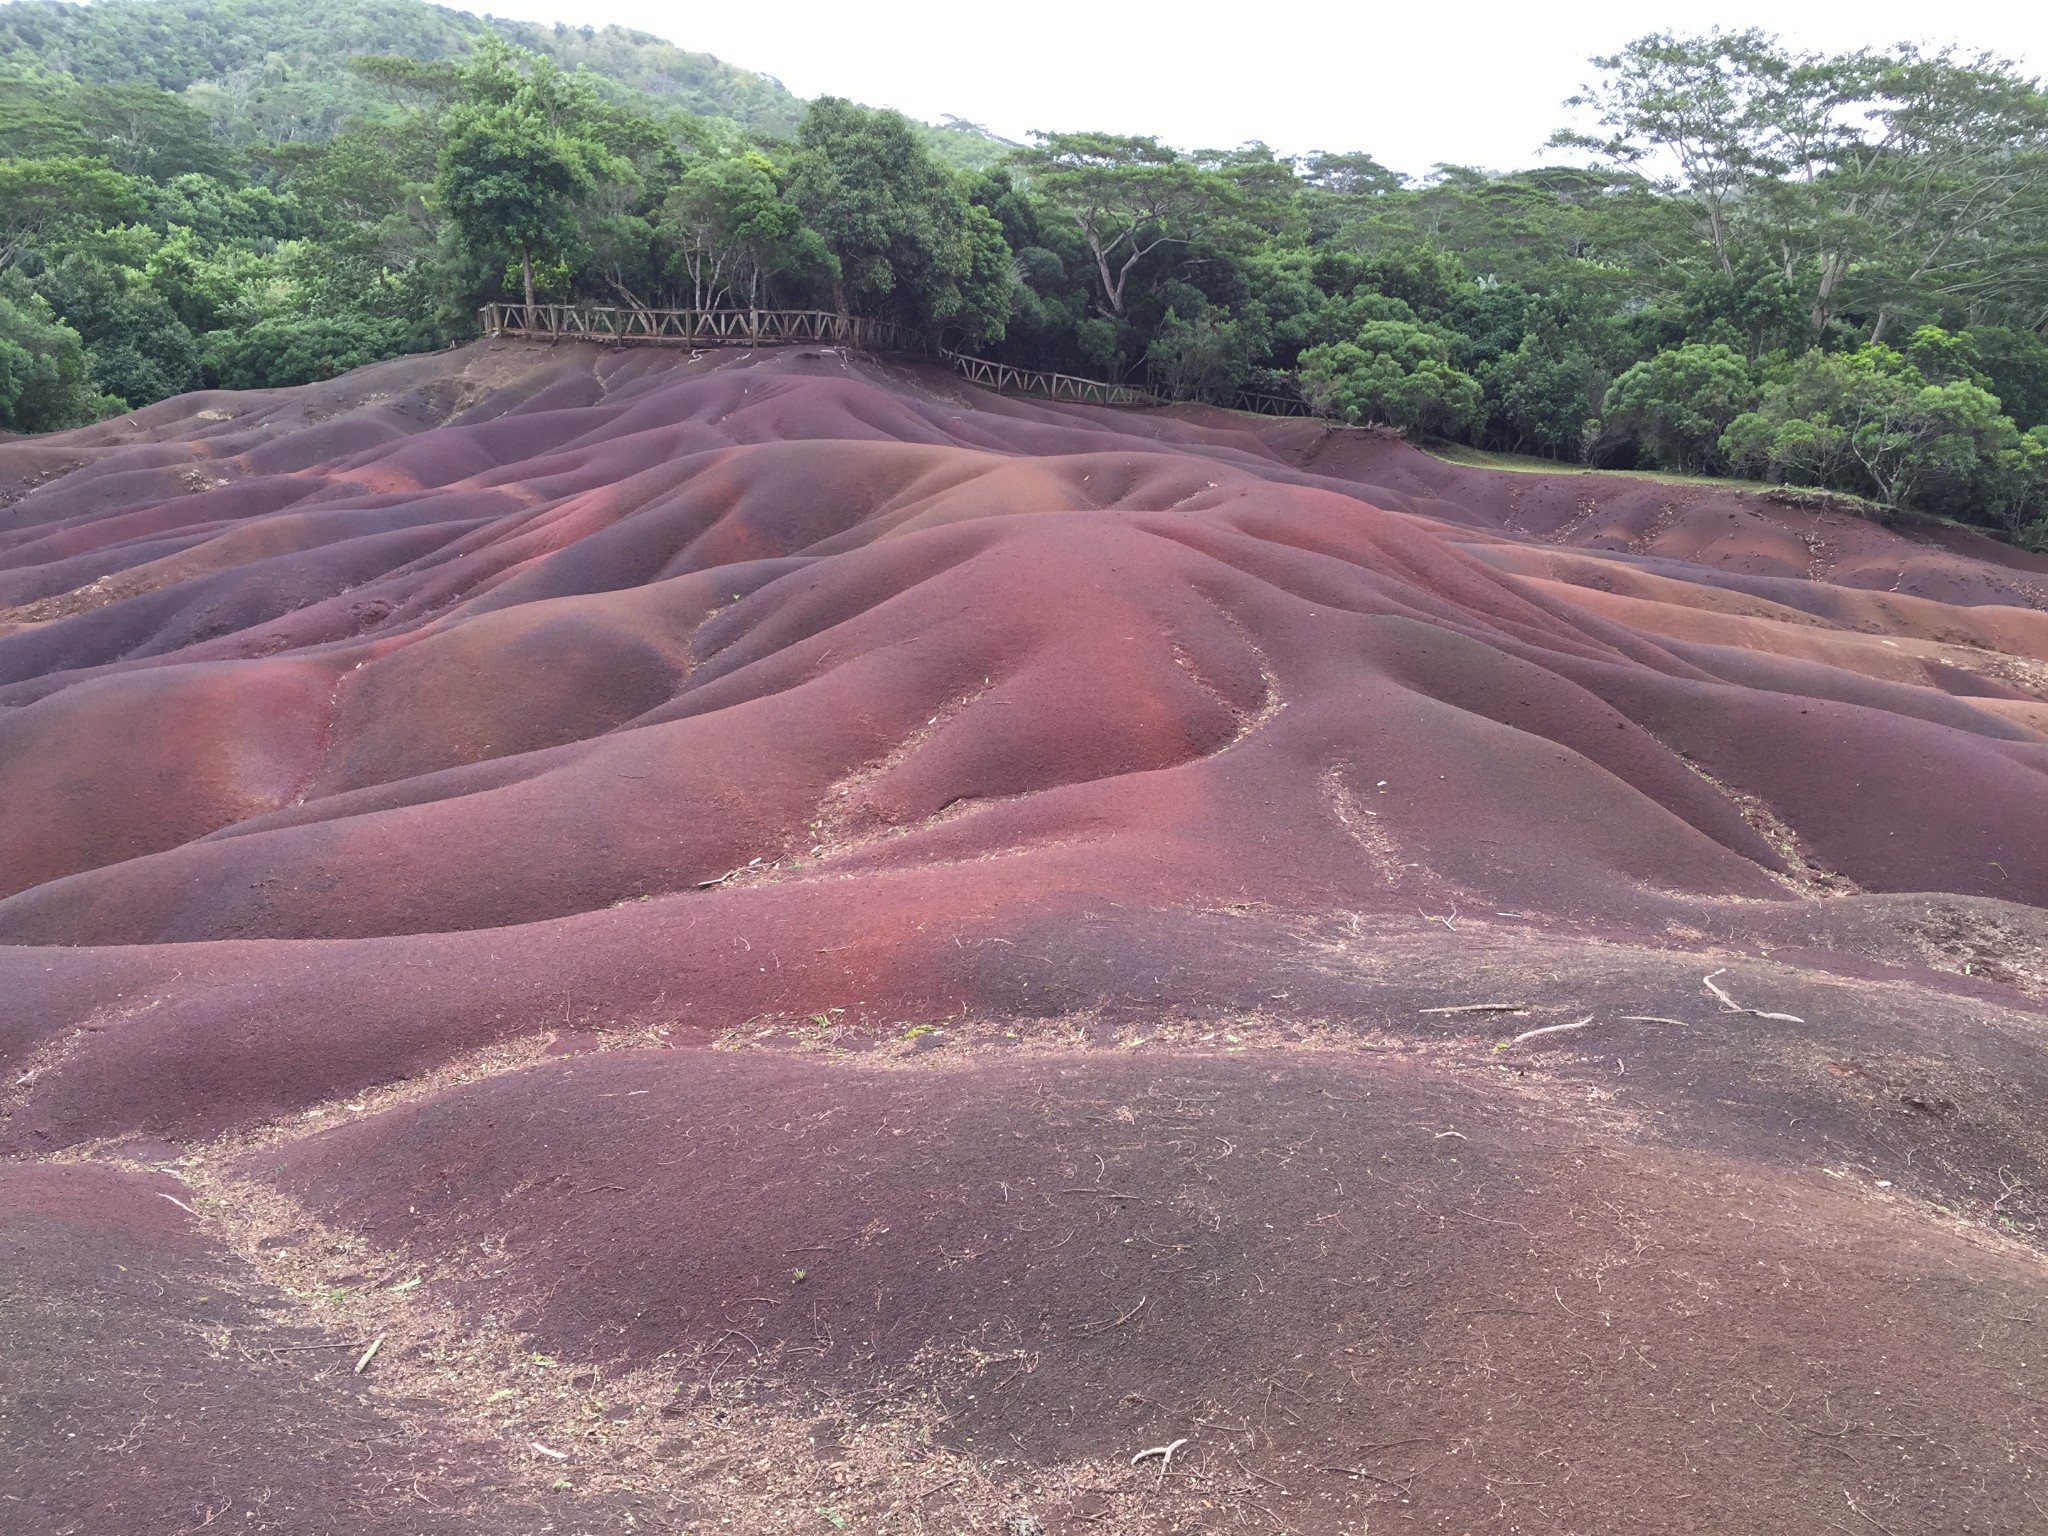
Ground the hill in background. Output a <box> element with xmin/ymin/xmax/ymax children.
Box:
<box><xmin>0</xmin><ymin>0</ymin><xmax>1010</xmax><ymax>162</ymax></box>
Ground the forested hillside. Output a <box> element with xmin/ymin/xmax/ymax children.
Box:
<box><xmin>2</xmin><ymin>9</ymin><xmax>2046</xmax><ymax>540</ymax></box>
<box><xmin>3</xmin><ymin>0</ymin><xmax>801</xmax><ymax>137</ymax></box>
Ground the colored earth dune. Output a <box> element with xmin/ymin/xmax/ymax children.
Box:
<box><xmin>5</xmin><ymin>342</ymin><xmax>2048</xmax><ymax>1534</ymax></box>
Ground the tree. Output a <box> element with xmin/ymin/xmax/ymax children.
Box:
<box><xmin>1147</xmin><ymin>307</ymin><xmax>1262</xmax><ymax>402</ymax></box>
<box><xmin>1482</xmin><ymin>334</ymin><xmax>1598</xmax><ymax>458</ymax></box>
<box><xmin>0</xmin><ymin>273</ymin><xmax>112</xmax><ymax>430</ymax></box>
<box><xmin>660</xmin><ymin>152</ymin><xmax>816</xmax><ymax>315</ymax></box>
<box><xmin>1299</xmin><ymin>151</ymin><xmax>1405</xmax><ymax>197</ymax></box>
<box><xmin>1557</xmin><ymin>32</ymin><xmax>2048</xmax><ymax>341</ymax></box>
<box><xmin>202</xmin><ymin>313</ymin><xmax>433</xmax><ymax>388</ymax></box>
<box><xmin>1827</xmin><ymin>48</ymin><xmax>2048</xmax><ymax>340</ymax></box>
<box><xmin>1011</xmin><ymin>132</ymin><xmax>1248</xmax><ymax>318</ymax></box>
<box><xmin>1601</xmin><ymin>343</ymin><xmax>1757</xmax><ymax>471</ymax></box>
<box><xmin>1979</xmin><ymin>426</ymin><xmax>2048</xmax><ymax>544</ymax></box>
<box><xmin>35</xmin><ymin>252</ymin><xmax>203</xmax><ymax>407</ymax></box>
<box><xmin>1966</xmin><ymin>326</ymin><xmax>2048</xmax><ymax>430</ymax></box>
<box><xmin>1720</xmin><ymin>343</ymin><xmax>2024</xmax><ymax>510</ymax></box>
<box><xmin>1556</xmin><ymin>29</ymin><xmax>1853</xmax><ymax>281</ymax></box>
<box><xmin>786</xmin><ymin>99</ymin><xmax>1009</xmax><ymax>344</ymax></box>
<box><xmin>435</xmin><ymin>40</ymin><xmax>629</xmax><ymax>319</ymax></box>
<box><xmin>1299</xmin><ymin>321</ymin><xmax>1482</xmax><ymax>436</ymax></box>
<box><xmin>0</xmin><ymin>158</ymin><xmax>144</xmax><ymax>271</ymax></box>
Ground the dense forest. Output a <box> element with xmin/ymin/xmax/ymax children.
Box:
<box><xmin>3</xmin><ymin>3</ymin><xmax>2047</xmax><ymax>543</ymax></box>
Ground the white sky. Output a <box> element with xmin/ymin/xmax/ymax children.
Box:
<box><xmin>454</xmin><ymin>0</ymin><xmax>2047</xmax><ymax>177</ymax></box>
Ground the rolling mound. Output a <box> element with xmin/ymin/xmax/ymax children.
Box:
<box><xmin>4</xmin><ymin>342</ymin><xmax>2048</xmax><ymax>1534</ymax></box>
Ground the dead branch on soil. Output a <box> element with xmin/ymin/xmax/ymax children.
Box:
<box><xmin>1702</xmin><ymin>970</ymin><xmax>1804</xmax><ymax>1023</ymax></box>
<box><xmin>1510</xmin><ymin>1015</ymin><xmax>1596</xmax><ymax>1046</ymax></box>
<box><xmin>1318</xmin><ymin>1464</ymin><xmax>1414</xmax><ymax>1491</ymax></box>
<box><xmin>1130</xmin><ymin>1438</ymin><xmax>1187</xmax><ymax>1466</ymax></box>
<box><xmin>1072</xmin><ymin>1294</ymin><xmax>1148</xmax><ymax>1336</ymax></box>
<box><xmin>1844</xmin><ymin>1492</ymin><xmax>1900</xmax><ymax>1535</ymax></box>
<box><xmin>1131</xmin><ymin>1437</ymin><xmax>1188</xmax><ymax>1491</ymax></box>
<box><xmin>1418</xmin><ymin>1003</ymin><xmax>1530</xmax><ymax>1015</ymax></box>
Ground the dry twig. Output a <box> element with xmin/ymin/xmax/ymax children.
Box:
<box><xmin>1319</xmin><ymin>1465</ymin><xmax>1412</xmax><ymax>1491</ymax></box>
<box><xmin>1703</xmin><ymin>969</ymin><xmax>1803</xmax><ymax>1022</ymax></box>
<box><xmin>1131</xmin><ymin>1437</ymin><xmax>1188</xmax><ymax>1491</ymax></box>
<box><xmin>1072</xmin><ymin>1294</ymin><xmax>1148</xmax><ymax>1336</ymax></box>
<box><xmin>1510</xmin><ymin>1015</ymin><xmax>1595</xmax><ymax>1045</ymax></box>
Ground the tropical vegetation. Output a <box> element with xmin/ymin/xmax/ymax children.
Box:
<box><xmin>3</xmin><ymin>3</ymin><xmax>2047</xmax><ymax>541</ymax></box>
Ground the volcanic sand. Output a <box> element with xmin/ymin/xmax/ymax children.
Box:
<box><xmin>4</xmin><ymin>341</ymin><xmax>2048</xmax><ymax>1533</ymax></box>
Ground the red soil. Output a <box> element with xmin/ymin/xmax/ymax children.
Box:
<box><xmin>4</xmin><ymin>342</ymin><xmax>2048</xmax><ymax>1532</ymax></box>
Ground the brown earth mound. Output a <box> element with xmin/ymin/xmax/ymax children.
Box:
<box><xmin>4</xmin><ymin>342</ymin><xmax>2047</xmax><ymax>1533</ymax></box>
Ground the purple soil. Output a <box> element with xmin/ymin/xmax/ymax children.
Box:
<box><xmin>3</xmin><ymin>345</ymin><xmax>2047</xmax><ymax>1139</ymax></box>
<box><xmin>6</xmin><ymin>342</ymin><xmax>2048</xmax><ymax>1532</ymax></box>
<box><xmin>0</xmin><ymin>1163</ymin><xmax>647</xmax><ymax>1534</ymax></box>
<box><xmin>246</xmin><ymin>1046</ymin><xmax>2048</xmax><ymax>1534</ymax></box>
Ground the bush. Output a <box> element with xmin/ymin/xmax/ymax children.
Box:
<box><xmin>1719</xmin><ymin>344</ymin><xmax>2026</xmax><ymax>513</ymax></box>
<box><xmin>1481</xmin><ymin>335</ymin><xmax>1595</xmax><ymax>458</ymax></box>
<box><xmin>0</xmin><ymin>275</ymin><xmax>115</xmax><ymax>431</ymax></box>
<box><xmin>201</xmin><ymin>314</ymin><xmax>437</xmax><ymax>389</ymax></box>
<box><xmin>1600</xmin><ymin>343</ymin><xmax>1757</xmax><ymax>473</ymax></box>
<box><xmin>1298</xmin><ymin>320</ymin><xmax>1482</xmax><ymax>436</ymax></box>
<box><xmin>1147</xmin><ymin>307</ymin><xmax>1261</xmax><ymax>402</ymax></box>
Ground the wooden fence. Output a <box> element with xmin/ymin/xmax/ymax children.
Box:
<box><xmin>476</xmin><ymin>303</ymin><xmax>929</xmax><ymax>356</ymax></box>
<box><xmin>477</xmin><ymin>304</ymin><xmax>1316</xmax><ymax>419</ymax></box>
<box><xmin>1230</xmin><ymin>389</ymin><xmax>1319</xmax><ymax>418</ymax></box>
<box><xmin>939</xmin><ymin>351</ymin><xmax>1163</xmax><ymax>408</ymax></box>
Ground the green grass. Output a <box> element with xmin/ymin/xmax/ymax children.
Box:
<box><xmin>1419</xmin><ymin>442</ymin><xmax>2007</xmax><ymax>533</ymax></box>
<box><xmin>1418</xmin><ymin>441</ymin><xmax>1782</xmax><ymax>493</ymax></box>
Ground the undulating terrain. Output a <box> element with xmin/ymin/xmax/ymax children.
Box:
<box><xmin>5</xmin><ymin>342</ymin><xmax>2048</xmax><ymax>1534</ymax></box>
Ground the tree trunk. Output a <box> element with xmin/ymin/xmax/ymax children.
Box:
<box><xmin>1810</xmin><ymin>251</ymin><xmax>1846</xmax><ymax>335</ymax></box>
<box><xmin>521</xmin><ymin>245</ymin><xmax>536</xmax><ymax>331</ymax></box>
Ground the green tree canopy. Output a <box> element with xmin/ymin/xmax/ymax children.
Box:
<box><xmin>1299</xmin><ymin>320</ymin><xmax>1483</xmax><ymax>436</ymax></box>
<box><xmin>1011</xmin><ymin>132</ymin><xmax>1262</xmax><ymax>318</ymax></box>
<box><xmin>0</xmin><ymin>271</ymin><xmax>113</xmax><ymax>430</ymax></box>
<box><xmin>787</xmin><ymin>99</ymin><xmax>1009</xmax><ymax>344</ymax></box>
<box><xmin>435</xmin><ymin>39</ymin><xmax>631</xmax><ymax>315</ymax></box>
<box><xmin>1602</xmin><ymin>342</ymin><xmax>1758</xmax><ymax>471</ymax></box>
<box><xmin>0</xmin><ymin>157</ymin><xmax>144</xmax><ymax>270</ymax></box>
<box><xmin>659</xmin><ymin>151</ymin><xmax>819</xmax><ymax>313</ymax></box>
<box><xmin>1721</xmin><ymin>339</ymin><xmax>2027</xmax><ymax>510</ymax></box>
